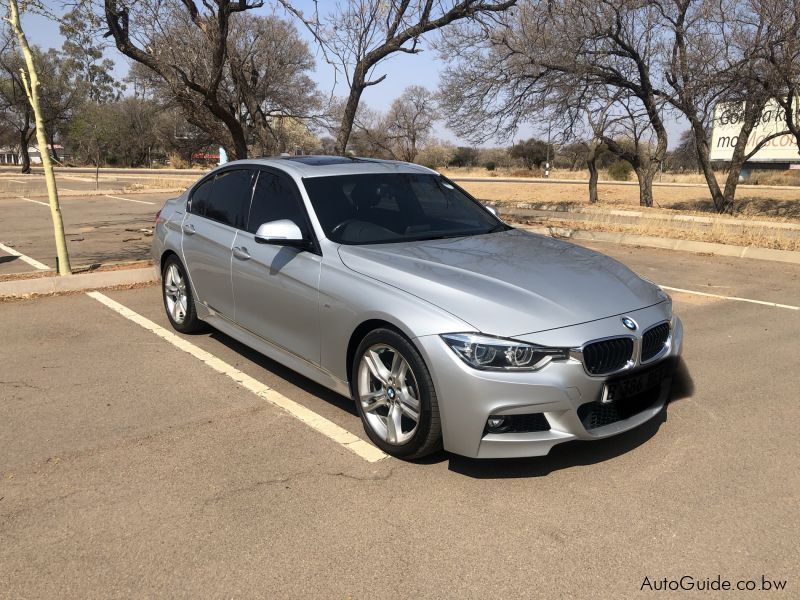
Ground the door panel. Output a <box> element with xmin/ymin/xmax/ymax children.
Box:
<box><xmin>231</xmin><ymin>231</ymin><xmax>322</xmax><ymax>363</ymax></box>
<box><xmin>181</xmin><ymin>214</ymin><xmax>236</xmax><ymax>317</ymax></box>
<box><xmin>231</xmin><ymin>169</ymin><xmax>322</xmax><ymax>364</ymax></box>
<box><xmin>181</xmin><ymin>168</ymin><xmax>255</xmax><ymax>318</ymax></box>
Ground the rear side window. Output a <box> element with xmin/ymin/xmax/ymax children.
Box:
<box><xmin>247</xmin><ymin>171</ymin><xmax>310</xmax><ymax>236</ymax></box>
<box><xmin>189</xmin><ymin>177</ymin><xmax>214</xmax><ymax>216</ymax></box>
<box><xmin>204</xmin><ymin>169</ymin><xmax>254</xmax><ymax>229</ymax></box>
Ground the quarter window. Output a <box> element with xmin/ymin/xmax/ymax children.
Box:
<box><xmin>188</xmin><ymin>177</ymin><xmax>214</xmax><ymax>216</ymax></box>
<box><xmin>204</xmin><ymin>169</ymin><xmax>254</xmax><ymax>229</ymax></box>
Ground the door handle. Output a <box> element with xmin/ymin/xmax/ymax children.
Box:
<box><xmin>233</xmin><ymin>246</ymin><xmax>251</xmax><ymax>261</ymax></box>
<box><xmin>182</xmin><ymin>223</ymin><xmax>196</xmax><ymax>235</ymax></box>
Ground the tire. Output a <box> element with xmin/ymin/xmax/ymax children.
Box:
<box><xmin>352</xmin><ymin>328</ymin><xmax>442</xmax><ymax>459</ymax></box>
<box><xmin>161</xmin><ymin>255</ymin><xmax>205</xmax><ymax>334</ymax></box>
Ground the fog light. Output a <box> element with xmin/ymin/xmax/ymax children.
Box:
<box><xmin>486</xmin><ymin>415</ymin><xmax>509</xmax><ymax>433</ymax></box>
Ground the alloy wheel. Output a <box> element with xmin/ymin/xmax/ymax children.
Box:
<box><xmin>357</xmin><ymin>344</ymin><xmax>421</xmax><ymax>445</ymax></box>
<box><xmin>163</xmin><ymin>263</ymin><xmax>188</xmax><ymax>324</ymax></box>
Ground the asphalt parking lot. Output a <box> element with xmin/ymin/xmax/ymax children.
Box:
<box><xmin>0</xmin><ymin>186</ymin><xmax>174</xmax><ymax>274</ymax></box>
<box><xmin>2</xmin><ymin>242</ymin><xmax>798</xmax><ymax>598</ymax></box>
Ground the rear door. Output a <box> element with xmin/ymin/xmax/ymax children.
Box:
<box><xmin>231</xmin><ymin>169</ymin><xmax>322</xmax><ymax>363</ymax></box>
<box><xmin>182</xmin><ymin>169</ymin><xmax>255</xmax><ymax>319</ymax></box>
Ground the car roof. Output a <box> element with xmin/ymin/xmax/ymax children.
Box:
<box><xmin>216</xmin><ymin>155</ymin><xmax>437</xmax><ymax>179</ymax></box>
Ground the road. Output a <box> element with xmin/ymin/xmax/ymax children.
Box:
<box><xmin>1</xmin><ymin>244</ymin><xmax>798</xmax><ymax>598</ymax></box>
<box><xmin>0</xmin><ymin>171</ymin><xmax>194</xmax><ymax>199</ymax></box>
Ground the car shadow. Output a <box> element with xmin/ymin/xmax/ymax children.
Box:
<box><xmin>438</xmin><ymin>357</ymin><xmax>695</xmax><ymax>479</ymax></box>
<box><xmin>206</xmin><ymin>329</ymin><xmax>358</xmax><ymax>417</ymax></box>
<box><xmin>202</xmin><ymin>325</ymin><xmax>694</xmax><ymax>479</ymax></box>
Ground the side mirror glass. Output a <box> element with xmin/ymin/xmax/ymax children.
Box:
<box><xmin>254</xmin><ymin>219</ymin><xmax>309</xmax><ymax>249</ymax></box>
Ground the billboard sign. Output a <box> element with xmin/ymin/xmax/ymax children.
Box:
<box><xmin>710</xmin><ymin>99</ymin><xmax>799</xmax><ymax>163</ymax></box>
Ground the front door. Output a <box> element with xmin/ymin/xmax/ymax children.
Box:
<box><xmin>231</xmin><ymin>169</ymin><xmax>322</xmax><ymax>364</ymax></box>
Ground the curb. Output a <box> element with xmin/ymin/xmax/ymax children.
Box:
<box><xmin>518</xmin><ymin>225</ymin><xmax>800</xmax><ymax>265</ymax></box>
<box><xmin>0</xmin><ymin>266</ymin><xmax>158</xmax><ymax>299</ymax></box>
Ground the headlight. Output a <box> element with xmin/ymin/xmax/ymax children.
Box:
<box><xmin>441</xmin><ymin>333</ymin><xmax>569</xmax><ymax>371</ymax></box>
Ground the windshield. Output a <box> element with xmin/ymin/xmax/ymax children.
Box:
<box><xmin>302</xmin><ymin>173</ymin><xmax>508</xmax><ymax>245</ymax></box>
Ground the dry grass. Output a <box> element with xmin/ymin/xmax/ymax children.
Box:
<box><xmin>458</xmin><ymin>179</ymin><xmax>800</xmax><ymax>221</ymax></box>
<box><xmin>514</xmin><ymin>216</ymin><xmax>800</xmax><ymax>251</ymax></box>
<box><xmin>441</xmin><ymin>166</ymin><xmax>800</xmax><ymax>186</ymax></box>
<box><xmin>121</xmin><ymin>177</ymin><xmax>192</xmax><ymax>193</ymax></box>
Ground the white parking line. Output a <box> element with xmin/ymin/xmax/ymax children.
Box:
<box><xmin>19</xmin><ymin>196</ymin><xmax>48</xmax><ymax>206</ymax></box>
<box><xmin>660</xmin><ymin>285</ymin><xmax>799</xmax><ymax>311</ymax></box>
<box><xmin>0</xmin><ymin>241</ymin><xmax>50</xmax><ymax>270</ymax></box>
<box><xmin>105</xmin><ymin>194</ymin><xmax>155</xmax><ymax>205</ymax></box>
<box><xmin>86</xmin><ymin>291</ymin><xmax>387</xmax><ymax>463</ymax></box>
<box><xmin>61</xmin><ymin>175</ymin><xmax>96</xmax><ymax>182</ymax></box>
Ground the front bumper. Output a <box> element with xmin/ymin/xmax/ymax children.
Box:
<box><xmin>415</xmin><ymin>303</ymin><xmax>683</xmax><ymax>459</ymax></box>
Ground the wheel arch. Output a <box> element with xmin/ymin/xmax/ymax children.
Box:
<box><xmin>160</xmin><ymin>249</ymin><xmax>180</xmax><ymax>273</ymax></box>
<box><xmin>346</xmin><ymin>319</ymin><xmax>416</xmax><ymax>393</ymax></box>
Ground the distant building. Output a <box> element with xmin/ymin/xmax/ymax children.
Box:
<box><xmin>0</xmin><ymin>144</ymin><xmax>70</xmax><ymax>165</ymax></box>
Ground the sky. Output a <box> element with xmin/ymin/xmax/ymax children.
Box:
<box><xmin>21</xmin><ymin>1</ymin><xmax>682</xmax><ymax>148</ymax></box>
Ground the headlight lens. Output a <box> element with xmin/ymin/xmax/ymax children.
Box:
<box><xmin>441</xmin><ymin>333</ymin><xmax>569</xmax><ymax>371</ymax></box>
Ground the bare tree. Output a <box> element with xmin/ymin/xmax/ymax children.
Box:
<box><xmin>659</xmin><ymin>0</ymin><xmax>791</xmax><ymax>212</ymax></box>
<box><xmin>755</xmin><ymin>0</ymin><xmax>800</xmax><ymax>155</ymax></box>
<box><xmin>0</xmin><ymin>29</ymin><xmax>34</xmax><ymax>172</ymax></box>
<box><xmin>277</xmin><ymin>0</ymin><xmax>518</xmax><ymax>154</ymax></box>
<box><xmin>385</xmin><ymin>85</ymin><xmax>438</xmax><ymax>162</ymax></box>
<box><xmin>103</xmin><ymin>1</ymin><xmax>320</xmax><ymax>159</ymax></box>
<box><xmin>438</xmin><ymin>1</ymin><xmax>671</xmax><ymax>207</ymax></box>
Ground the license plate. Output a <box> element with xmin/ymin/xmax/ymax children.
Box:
<box><xmin>606</xmin><ymin>362</ymin><xmax>670</xmax><ymax>401</ymax></box>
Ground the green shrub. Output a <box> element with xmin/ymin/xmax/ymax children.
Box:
<box><xmin>608</xmin><ymin>160</ymin><xmax>632</xmax><ymax>181</ymax></box>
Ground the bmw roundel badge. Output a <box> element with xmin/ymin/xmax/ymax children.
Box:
<box><xmin>621</xmin><ymin>317</ymin><xmax>638</xmax><ymax>331</ymax></box>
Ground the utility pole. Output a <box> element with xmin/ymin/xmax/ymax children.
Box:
<box><xmin>545</xmin><ymin>124</ymin><xmax>552</xmax><ymax>178</ymax></box>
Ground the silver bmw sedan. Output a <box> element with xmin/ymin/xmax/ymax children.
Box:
<box><xmin>152</xmin><ymin>156</ymin><xmax>683</xmax><ymax>460</ymax></box>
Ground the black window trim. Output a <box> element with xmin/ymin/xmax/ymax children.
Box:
<box><xmin>186</xmin><ymin>167</ymin><xmax>257</xmax><ymax>231</ymax></box>
<box><xmin>247</xmin><ymin>166</ymin><xmax>322</xmax><ymax>256</ymax></box>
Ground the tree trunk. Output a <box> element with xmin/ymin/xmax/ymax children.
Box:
<box><xmin>19</xmin><ymin>128</ymin><xmax>32</xmax><ymax>174</ymax></box>
<box><xmin>634</xmin><ymin>165</ymin><xmax>656</xmax><ymax>208</ymax></box>
<box><xmin>587</xmin><ymin>143</ymin><xmax>599</xmax><ymax>204</ymax></box>
<box><xmin>687</xmin><ymin>120</ymin><xmax>728</xmax><ymax>212</ymax></box>
<box><xmin>9</xmin><ymin>0</ymin><xmax>71</xmax><ymax>274</ymax></box>
<box><xmin>336</xmin><ymin>68</ymin><xmax>367</xmax><ymax>155</ymax></box>
<box><xmin>229</xmin><ymin>131</ymin><xmax>248</xmax><ymax>161</ymax></box>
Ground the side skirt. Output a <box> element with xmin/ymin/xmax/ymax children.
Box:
<box><xmin>203</xmin><ymin>313</ymin><xmax>352</xmax><ymax>399</ymax></box>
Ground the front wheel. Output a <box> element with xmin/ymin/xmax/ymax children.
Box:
<box><xmin>352</xmin><ymin>329</ymin><xmax>442</xmax><ymax>459</ymax></box>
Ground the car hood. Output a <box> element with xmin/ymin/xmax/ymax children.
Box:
<box><xmin>337</xmin><ymin>229</ymin><xmax>665</xmax><ymax>337</ymax></box>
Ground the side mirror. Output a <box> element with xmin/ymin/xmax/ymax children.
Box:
<box><xmin>254</xmin><ymin>219</ymin><xmax>310</xmax><ymax>249</ymax></box>
<box><xmin>484</xmin><ymin>204</ymin><xmax>499</xmax><ymax>217</ymax></box>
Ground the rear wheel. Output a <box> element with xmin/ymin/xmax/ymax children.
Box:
<box><xmin>352</xmin><ymin>329</ymin><xmax>442</xmax><ymax>459</ymax></box>
<box><xmin>162</xmin><ymin>255</ymin><xmax>204</xmax><ymax>333</ymax></box>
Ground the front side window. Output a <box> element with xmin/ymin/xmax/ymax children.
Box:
<box><xmin>302</xmin><ymin>173</ymin><xmax>507</xmax><ymax>245</ymax></box>
<box><xmin>247</xmin><ymin>171</ymin><xmax>310</xmax><ymax>237</ymax></box>
<box><xmin>203</xmin><ymin>169</ymin><xmax>254</xmax><ymax>229</ymax></box>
